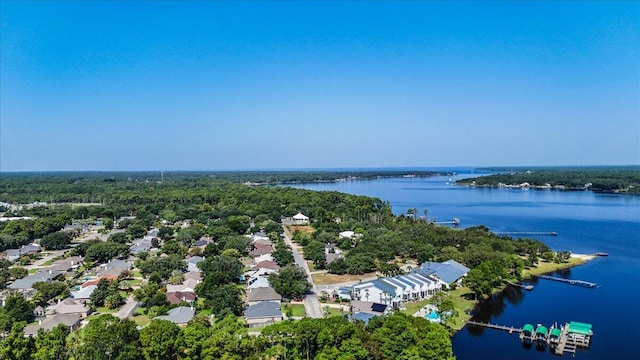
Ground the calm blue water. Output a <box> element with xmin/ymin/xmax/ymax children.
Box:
<box><xmin>289</xmin><ymin>172</ymin><xmax>640</xmax><ymax>360</ymax></box>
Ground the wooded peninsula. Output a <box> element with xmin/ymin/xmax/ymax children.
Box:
<box><xmin>0</xmin><ymin>171</ymin><xmax>584</xmax><ymax>360</ymax></box>
<box><xmin>456</xmin><ymin>167</ymin><xmax>640</xmax><ymax>194</ymax></box>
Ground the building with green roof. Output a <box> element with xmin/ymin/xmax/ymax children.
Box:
<box><xmin>549</xmin><ymin>327</ymin><xmax>562</xmax><ymax>344</ymax></box>
<box><xmin>568</xmin><ymin>322</ymin><xmax>593</xmax><ymax>336</ymax></box>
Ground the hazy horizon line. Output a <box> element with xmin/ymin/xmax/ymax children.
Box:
<box><xmin>1</xmin><ymin>164</ymin><xmax>638</xmax><ymax>174</ymax></box>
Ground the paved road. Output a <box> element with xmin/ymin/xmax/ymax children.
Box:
<box><xmin>282</xmin><ymin>231</ymin><xmax>323</xmax><ymax>318</ymax></box>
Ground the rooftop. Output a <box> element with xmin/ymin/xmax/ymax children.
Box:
<box><xmin>415</xmin><ymin>259</ymin><xmax>470</xmax><ymax>285</ymax></box>
<box><xmin>155</xmin><ymin>306</ymin><xmax>195</xmax><ymax>324</ymax></box>
<box><xmin>247</xmin><ymin>286</ymin><xmax>282</xmax><ymax>303</ymax></box>
<box><xmin>245</xmin><ymin>301</ymin><xmax>282</xmax><ymax>319</ymax></box>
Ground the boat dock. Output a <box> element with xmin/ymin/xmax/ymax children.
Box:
<box><xmin>466</xmin><ymin>320</ymin><xmax>522</xmax><ymax>334</ymax></box>
<box><xmin>505</xmin><ymin>280</ymin><xmax>534</xmax><ymax>290</ymax></box>
<box><xmin>537</xmin><ymin>275</ymin><xmax>597</xmax><ymax>288</ymax></box>
<box><xmin>495</xmin><ymin>231</ymin><xmax>558</xmax><ymax>237</ymax></box>
<box><xmin>434</xmin><ymin>218</ymin><xmax>460</xmax><ymax>226</ymax></box>
<box><xmin>554</xmin><ymin>322</ymin><xmax>593</xmax><ymax>355</ymax></box>
<box><xmin>465</xmin><ymin>320</ymin><xmax>593</xmax><ymax>357</ymax></box>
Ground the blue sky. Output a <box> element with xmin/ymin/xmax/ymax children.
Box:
<box><xmin>1</xmin><ymin>1</ymin><xmax>638</xmax><ymax>171</ymax></box>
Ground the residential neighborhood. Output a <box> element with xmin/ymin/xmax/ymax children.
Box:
<box><xmin>0</xmin><ymin>208</ymin><xmax>472</xmax><ymax>341</ymax></box>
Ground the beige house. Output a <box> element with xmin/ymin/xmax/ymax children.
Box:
<box><xmin>292</xmin><ymin>213</ymin><xmax>309</xmax><ymax>225</ymax></box>
<box><xmin>52</xmin><ymin>298</ymin><xmax>90</xmax><ymax>318</ymax></box>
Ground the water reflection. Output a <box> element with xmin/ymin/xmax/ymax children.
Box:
<box><xmin>555</xmin><ymin>268</ymin><xmax>572</xmax><ymax>278</ymax></box>
<box><xmin>503</xmin><ymin>286</ymin><xmax>525</xmax><ymax>306</ymax></box>
<box><xmin>471</xmin><ymin>286</ymin><xmax>526</xmax><ymax>323</ymax></box>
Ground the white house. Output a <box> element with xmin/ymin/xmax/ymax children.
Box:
<box><xmin>350</xmin><ymin>272</ymin><xmax>440</xmax><ymax>308</ymax></box>
<box><xmin>253</xmin><ymin>253</ymin><xmax>275</xmax><ymax>264</ymax></box>
<box><xmin>292</xmin><ymin>213</ymin><xmax>309</xmax><ymax>225</ymax></box>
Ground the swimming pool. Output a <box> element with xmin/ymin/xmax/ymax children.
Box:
<box><xmin>425</xmin><ymin>310</ymin><xmax>441</xmax><ymax>323</ymax></box>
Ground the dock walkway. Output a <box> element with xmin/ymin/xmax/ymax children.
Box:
<box><xmin>537</xmin><ymin>275</ymin><xmax>597</xmax><ymax>288</ymax></box>
<box><xmin>505</xmin><ymin>280</ymin><xmax>534</xmax><ymax>290</ymax></box>
<box><xmin>466</xmin><ymin>320</ymin><xmax>522</xmax><ymax>334</ymax></box>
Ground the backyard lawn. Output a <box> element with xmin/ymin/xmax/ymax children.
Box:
<box><xmin>282</xmin><ymin>303</ymin><xmax>306</xmax><ymax>317</ymax></box>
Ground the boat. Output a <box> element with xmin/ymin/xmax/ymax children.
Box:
<box><xmin>595</xmin><ymin>252</ymin><xmax>609</xmax><ymax>257</ymax></box>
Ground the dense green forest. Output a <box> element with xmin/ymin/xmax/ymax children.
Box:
<box><xmin>0</xmin><ymin>169</ymin><xmax>443</xmax><ymax>202</ymax></box>
<box><xmin>1</xmin><ymin>312</ymin><xmax>454</xmax><ymax>360</ymax></box>
<box><xmin>456</xmin><ymin>167</ymin><xmax>640</xmax><ymax>194</ymax></box>
<box><xmin>0</xmin><ymin>172</ymin><xmax>563</xmax><ymax>359</ymax></box>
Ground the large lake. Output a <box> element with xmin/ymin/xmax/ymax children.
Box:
<box><xmin>289</xmin><ymin>171</ymin><xmax>640</xmax><ymax>360</ymax></box>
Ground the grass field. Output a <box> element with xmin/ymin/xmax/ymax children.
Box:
<box><xmin>282</xmin><ymin>303</ymin><xmax>306</xmax><ymax>317</ymax></box>
<box><xmin>311</xmin><ymin>272</ymin><xmax>377</xmax><ymax>285</ymax></box>
<box><xmin>132</xmin><ymin>314</ymin><xmax>150</xmax><ymax>326</ymax></box>
<box><xmin>322</xmin><ymin>306</ymin><xmax>345</xmax><ymax>317</ymax></box>
<box><xmin>522</xmin><ymin>256</ymin><xmax>590</xmax><ymax>278</ymax></box>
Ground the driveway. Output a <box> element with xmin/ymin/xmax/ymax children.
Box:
<box><xmin>115</xmin><ymin>295</ymin><xmax>139</xmax><ymax>319</ymax></box>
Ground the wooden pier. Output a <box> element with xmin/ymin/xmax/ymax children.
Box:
<box><xmin>537</xmin><ymin>275</ymin><xmax>597</xmax><ymax>288</ymax></box>
<box><xmin>467</xmin><ymin>320</ymin><xmax>593</xmax><ymax>357</ymax></box>
<box><xmin>554</xmin><ymin>325</ymin><xmax>570</xmax><ymax>355</ymax></box>
<box><xmin>465</xmin><ymin>320</ymin><xmax>522</xmax><ymax>334</ymax></box>
<box><xmin>505</xmin><ymin>280</ymin><xmax>534</xmax><ymax>290</ymax></box>
<box><xmin>434</xmin><ymin>218</ymin><xmax>461</xmax><ymax>226</ymax></box>
<box><xmin>495</xmin><ymin>231</ymin><xmax>558</xmax><ymax>237</ymax></box>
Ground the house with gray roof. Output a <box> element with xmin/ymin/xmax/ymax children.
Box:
<box><xmin>194</xmin><ymin>238</ymin><xmax>211</xmax><ymax>248</ymax></box>
<box><xmin>247</xmin><ymin>286</ymin><xmax>282</xmax><ymax>306</ymax></box>
<box><xmin>24</xmin><ymin>313</ymin><xmax>82</xmax><ymax>337</ymax></box>
<box><xmin>71</xmin><ymin>285</ymin><xmax>96</xmax><ymax>303</ymax></box>
<box><xmin>186</xmin><ymin>256</ymin><xmax>204</xmax><ymax>272</ymax></box>
<box><xmin>5</xmin><ymin>243</ymin><xmax>41</xmax><ymax>262</ymax></box>
<box><xmin>130</xmin><ymin>236</ymin><xmax>154</xmax><ymax>255</ymax></box>
<box><xmin>97</xmin><ymin>259</ymin><xmax>132</xmax><ymax>279</ymax></box>
<box><xmin>350</xmin><ymin>300</ymin><xmax>389</xmax><ymax>316</ymax></box>
<box><xmin>155</xmin><ymin>306</ymin><xmax>195</xmax><ymax>326</ymax></box>
<box><xmin>8</xmin><ymin>270</ymin><xmax>64</xmax><ymax>291</ymax></box>
<box><xmin>245</xmin><ymin>301</ymin><xmax>283</xmax><ymax>328</ymax></box>
<box><xmin>415</xmin><ymin>259</ymin><xmax>470</xmax><ymax>288</ymax></box>
<box><xmin>46</xmin><ymin>256</ymin><xmax>83</xmax><ymax>272</ymax></box>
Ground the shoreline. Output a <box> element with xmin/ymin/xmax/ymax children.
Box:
<box><xmin>456</xmin><ymin>183</ymin><xmax>640</xmax><ymax>195</ymax></box>
<box><xmin>448</xmin><ymin>253</ymin><xmax>596</xmax><ymax>332</ymax></box>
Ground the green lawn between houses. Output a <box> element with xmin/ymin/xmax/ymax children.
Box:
<box><xmin>281</xmin><ymin>303</ymin><xmax>306</xmax><ymax>317</ymax></box>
